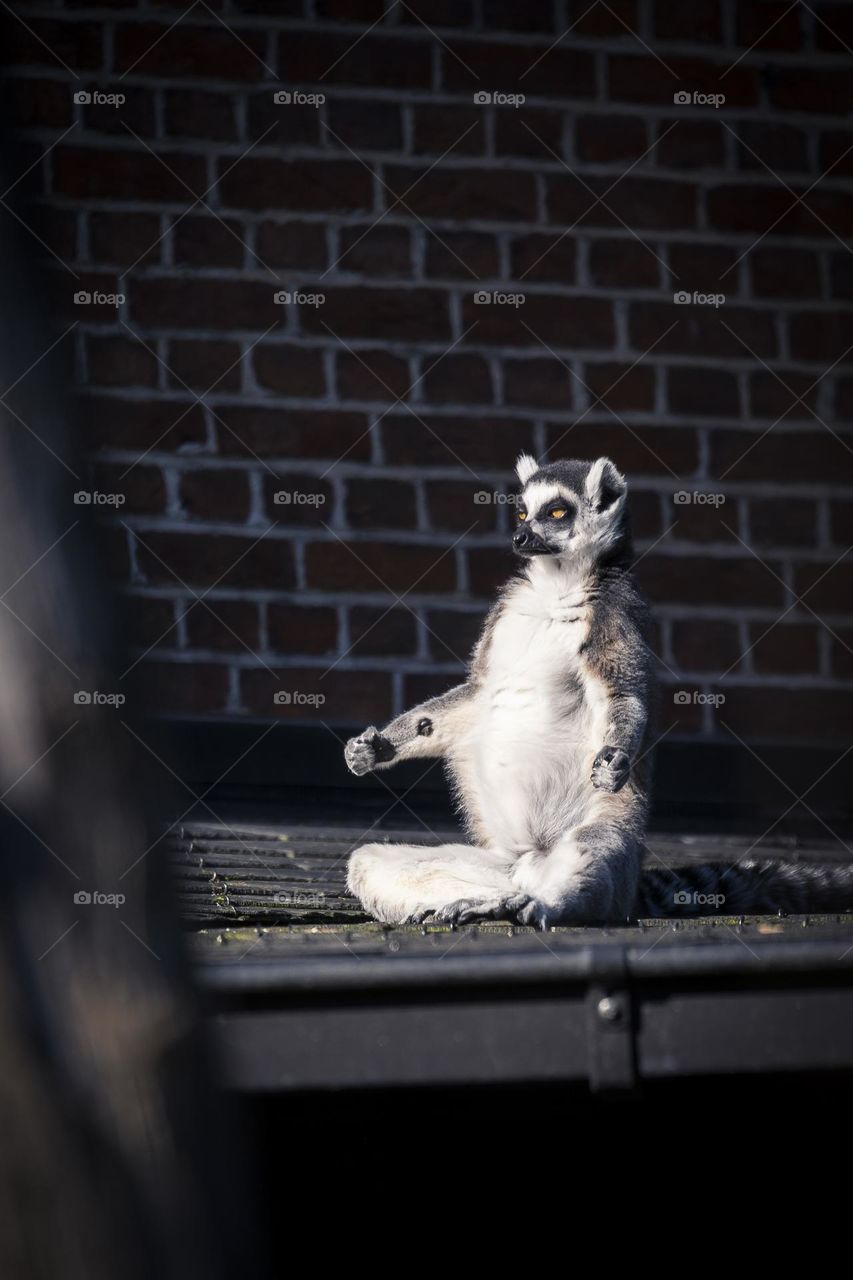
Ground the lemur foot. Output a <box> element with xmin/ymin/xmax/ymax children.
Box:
<box><xmin>344</xmin><ymin>727</ymin><xmax>395</xmax><ymax>775</ymax></box>
<box><xmin>591</xmin><ymin>746</ymin><xmax>630</xmax><ymax>792</ymax></box>
<box><xmin>516</xmin><ymin>898</ymin><xmax>565</xmax><ymax>930</ymax></box>
<box><xmin>415</xmin><ymin>894</ymin><xmax>531</xmax><ymax>926</ymax></box>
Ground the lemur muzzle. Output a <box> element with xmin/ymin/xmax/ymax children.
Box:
<box><xmin>512</xmin><ymin>527</ymin><xmax>552</xmax><ymax>555</ymax></box>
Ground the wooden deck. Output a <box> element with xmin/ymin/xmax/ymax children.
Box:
<box><xmin>169</xmin><ymin>815</ymin><xmax>853</xmax><ymax>960</ymax></box>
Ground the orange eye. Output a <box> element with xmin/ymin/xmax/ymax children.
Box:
<box><xmin>518</xmin><ymin>510</ymin><xmax>527</xmax><ymax>521</ymax></box>
<box><xmin>549</xmin><ymin>507</ymin><xmax>567</xmax><ymax>519</ymax></box>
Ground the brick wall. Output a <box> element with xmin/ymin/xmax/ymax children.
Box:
<box><xmin>4</xmin><ymin>0</ymin><xmax>853</xmax><ymax>747</ymax></box>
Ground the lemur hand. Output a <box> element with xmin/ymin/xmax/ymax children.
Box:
<box><xmin>344</xmin><ymin>727</ymin><xmax>395</xmax><ymax>776</ymax></box>
<box><xmin>591</xmin><ymin>746</ymin><xmax>630</xmax><ymax>792</ymax></box>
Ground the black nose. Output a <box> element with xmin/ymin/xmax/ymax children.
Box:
<box><xmin>513</xmin><ymin>528</ymin><xmax>532</xmax><ymax>550</ymax></box>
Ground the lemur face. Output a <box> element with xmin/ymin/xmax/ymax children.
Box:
<box><xmin>512</xmin><ymin>454</ymin><xmax>628</xmax><ymax>563</ymax></box>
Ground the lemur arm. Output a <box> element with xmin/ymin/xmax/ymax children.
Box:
<box><xmin>344</xmin><ymin>682</ymin><xmax>475</xmax><ymax>775</ymax></box>
<box><xmin>584</xmin><ymin>593</ymin><xmax>653</xmax><ymax>793</ymax></box>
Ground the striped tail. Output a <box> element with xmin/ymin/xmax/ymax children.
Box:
<box><xmin>637</xmin><ymin>859</ymin><xmax>853</xmax><ymax>918</ymax></box>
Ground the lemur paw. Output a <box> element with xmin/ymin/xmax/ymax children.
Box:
<box><xmin>344</xmin><ymin>727</ymin><xmax>395</xmax><ymax>776</ymax></box>
<box><xmin>516</xmin><ymin>898</ymin><xmax>564</xmax><ymax>930</ymax></box>
<box><xmin>591</xmin><ymin>746</ymin><xmax>630</xmax><ymax>792</ymax></box>
<box><xmin>414</xmin><ymin>894</ymin><xmax>531</xmax><ymax>926</ymax></box>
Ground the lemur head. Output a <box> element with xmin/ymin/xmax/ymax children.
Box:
<box><xmin>511</xmin><ymin>454</ymin><xmax>630</xmax><ymax>569</ymax></box>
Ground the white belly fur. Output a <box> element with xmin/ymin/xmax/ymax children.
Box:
<box><xmin>462</xmin><ymin>585</ymin><xmax>609</xmax><ymax>854</ymax></box>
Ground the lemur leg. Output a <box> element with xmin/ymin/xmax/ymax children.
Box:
<box><xmin>511</xmin><ymin>820</ymin><xmax>643</xmax><ymax>928</ymax></box>
<box><xmin>344</xmin><ymin>682</ymin><xmax>474</xmax><ymax>776</ymax></box>
<box><xmin>347</xmin><ymin>842</ymin><xmax>525</xmax><ymax>926</ymax></box>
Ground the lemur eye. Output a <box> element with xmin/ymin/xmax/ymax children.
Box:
<box><xmin>549</xmin><ymin>507</ymin><xmax>568</xmax><ymax>519</ymax></box>
<box><xmin>517</xmin><ymin>510</ymin><xmax>527</xmax><ymax>521</ymax></box>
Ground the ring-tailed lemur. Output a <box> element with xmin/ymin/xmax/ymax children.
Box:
<box><xmin>344</xmin><ymin>454</ymin><xmax>853</xmax><ymax>928</ymax></box>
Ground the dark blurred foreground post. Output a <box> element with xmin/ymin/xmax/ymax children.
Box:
<box><xmin>0</xmin><ymin>145</ymin><xmax>260</xmax><ymax>1278</ymax></box>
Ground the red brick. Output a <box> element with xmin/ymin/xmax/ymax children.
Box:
<box><xmin>424</xmin><ymin>480</ymin><xmax>501</xmax><ymax>533</ymax></box>
<box><xmin>751</xmin><ymin>247</ymin><xmax>821</xmax><ymax>299</ymax></box>
<box><xmin>382</xmin><ymin>414</ymin><xmax>534</xmax><ymax>467</ymax></box>
<box><xmin>584</xmin><ymin>362</ymin><xmax>655</xmax><ymax>412</ymax></box>
<box><xmin>142</xmin><ymin>662</ymin><xmax>229</xmax><ymax>716</ymax></box>
<box><xmin>256</xmin><ymin>221</ymin><xmax>327</xmax><ymax>270</ymax></box>
<box><xmin>267</xmin><ymin>605</ymin><xmax>338</xmax><ymax>655</ymax></box>
<box><xmin>29</xmin><ymin>206</ymin><xmax>78</xmax><ymax>261</ymax></box>
<box><xmin>789</xmin><ymin>312</ymin><xmax>853</xmax><ymax>363</ymax></box>
<box><xmin>425</xmin><ymin>608</ymin><xmax>487</xmax><ymax>662</ymax></box>
<box><xmin>186</xmin><ymin>600</ymin><xmax>260</xmax><ymax>652</ymax></box>
<box><xmin>609</xmin><ymin>55</ymin><xmax>758</xmax><ymax>108</ymax></box>
<box><xmin>503</xmin><ymin>357</ymin><xmax>573</xmax><ymax>409</ymax></box>
<box><xmin>173</xmin><ymin>216</ymin><xmax>245</xmax><ymax>268</ymax></box>
<box><xmin>545</xmin><ymin>422</ymin><xmax>700</xmax><ymax>476</ymax></box>
<box><xmin>81</xmin><ymin>396</ymin><xmax>207</xmax><ymax>452</ymax></box>
<box><xmin>305</xmin><ymin>540</ymin><xmax>456</xmax><ymax>593</ymax></box>
<box><xmin>638</xmin><ymin>554</ymin><xmax>783</xmax><ymax>607</ymax></box>
<box><xmin>348</xmin><ymin>607</ymin><xmax>418</xmax><ymax>657</ymax></box>
<box><xmin>10</xmin><ymin>78</ymin><xmax>73</xmax><ymax>129</ymax></box>
<box><xmin>734</xmin><ymin>121</ymin><xmax>810</xmax><ymax>173</ymax></box>
<box><xmin>120</xmin><ymin>595</ymin><xmax>176</xmax><ymax>649</ymax></box>
<box><xmin>794</xmin><ymin>560</ymin><xmax>853</xmax><ymax>612</ymax></box>
<box><xmin>218</xmin><ymin>157</ymin><xmax>373</xmax><ymax>213</ymax></box>
<box><xmin>53</xmin><ymin>146</ymin><xmax>206</xmax><ymax>201</ymax></box>
<box><xmin>87</xmin><ymin>334</ymin><xmax>159</xmax><ymax>389</ymax></box>
<box><xmin>628</xmin><ymin>489</ymin><xmax>663</xmax><ymax>540</ymax></box>
<box><xmin>214</xmin><ymin>406</ymin><xmax>369</xmax><ymax>461</ymax></box>
<box><xmin>589</xmin><ymin>238</ymin><xmax>660</xmax><ymax>289</ymax></box>
<box><xmin>316</xmin><ymin>0</ymin><xmax>385</xmax><ymax>19</ymax></box>
<box><xmin>7</xmin><ymin>20</ymin><xmax>103</xmax><ymax>70</ymax></box>
<box><xmin>467</xmin><ymin>546</ymin><xmax>515</xmax><ymax>598</ymax></box>
<box><xmin>629</xmin><ymin>302</ymin><xmax>777</xmax><ymax>358</ymax></box>
<box><xmin>749</xmin><ymin>371</ymin><xmax>817</xmax><ymax>421</ymax></box>
<box><xmin>720</xmin><ymin>687</ymin><xmax>853</xmax><ymax>743</ymax></box>
<box><xmin>243</xmin><ymin>666</ymin><xmax>393</xmax><ymax>724</ymax></box>
<box><xmin>246</xmin><ymin>93</ymin><xmax>321</xmax><ymax>145</ymax></box>
<box><xmin>710</xmin><ymin>428</ymin><xmax>852</xmax><ymax>483</ymax></box>
<box><xmin>326</xmin><ymin>98</ymin><xmax>403</xmax><ymax>150</ymax></box>
<box><xmin>345</xmin><ymin>478</ymin><xmax>417</xmax><ymax>530</ymax></box>
<box><xmin>751</xmin><ymin>498</ymin><xmax>817</xmax><ymax>548</ymax></box>
<box><xmin>262</xmin><ymin>473</ymin><xmax>332</xmax><ymax>524</ymax></box>
<box><xmin>180</xmin><ymin>469</ymin><xmax>251</xmax><ymax>523</ymax></box>
<box><xmin>336</xmin><ymin>350</ymin><xmax>411</xmax><ymax>401</ymax></box>
<box><xmin>768</xmin><ymin>69</ymin><xmax>853</xmax><ymax>115</ymax></box>
<box><xmin>114</xmin><ymin>23</ymin><xmax>267</xmax><ymax>80</ymax></box>
<box><xmin>425</xmin><ymin>232</ymin><xmax>500</xmax><ymax>279</ymax></box>
<box><xmin>577</xmin><ymin>115</ymin><xmax>647</xmax><ymax>164</ymax></box>
<box><xmin>81</xmin><ymin>86</ymin><xmax>156</xmax><ymax>138</ymax></box>
<box><xmin>479</xmin><ymin>0</ymin><xmax>554</xmax><ymax>30</ymax></box>
<box><xmin>301</xmin><ymin>287</ymin><xmax>451</xmax><ymax>343</ymax></box>
<box><xmin>671</xmin><ymin>619</ymin><xmax>744</xmax><ymax>672</ymax></box>
<box><xmin>168</xmin><ymin>339</ymin><xmax>243</xmax><ymax>393</ymax></box>
<box><xmin>89</xmin><ymin>211</ymin><xmax>160</xmax><ymax>268</ymax></box>
<box><xmin>547</xmin><ymin>174</ymin><xmax>698</xmax><ymax>230</ymax></box>
<box><xmin>411</xmin><ymin>105</ymin><xmax>487</xmax><ymax>155</ymax></box>
<box><xmin>384</xmin><ymin>163</ymin><xmax>537</xmax><ymax>223</ymax></box>
<box><xmin>749</xmin><ymin>624</ymin><xmax>820</xmax><ymax>675</ymax></box>
<box><xmin>338</xmin><ymin>225</ymin><xmax>412</xmax><ymax>277</ymax></box>
<box><xmin>668</xmin><ymin>365</ymin><xmax>739</xmax><ymax>417</ymax></box>
<box><xmin>135</xmin><ymin>530</ymin><xmax>295</xmax><ymax>590</ymax></box>
<box><xmin>164</xmin><ymin>89</ymin><xmax>237</xmax><ymax>141</ymax></box>
<box><xmin>735</xmin><ymin>2</ymin><xmax>804</xmax><ymax>50</ymax></box>
<box><xmin>671</xmin><ymin>496</ymin><xmax>737</xmax><ymax>544</ymax></box>
<box><xmin>667</xmin><ymin>241</ymin><xmax>739</xmax><ymax>284</ymax></box>
<box><xmin>494</xmin><ymin>109</ymin><xmax>564</xmax><ymax>158</ymax></box>
<box><xmin>399</xmin><ymin>0</ymin><xmax>475</xmax><ymax>25</ymax></box>
<box><xmin>835</xmin><ymin>379</ymin><xmax>853</xmax><ymax>423</ymax></box>
<box><xmin>509</xmin><ymin>234</ymin><xmax>576</xmax><ymax>285</ymax></box>
<box><xmin>254</xmin><ymin>344</ymin><xmax>326</xmax><ymax>397</ymax></box>
<box><xmin>567</xmin><ymin>0</ymin><xmax>638</xmax><ymax>36</ymax></box>
<box><xmin>657</xmin><ymin>120</ymin><xmax>724</xmax><ymax>169</ymax></box>
<box><xmin>829</xmin><ymin>499</ymin><xmax>853</xmax><ymax>546</ymax></box>
<box><xmin>403</xmin><ymin>672</ymin><xmax>467</xmax><ymax>705</ymax></box>
<box><xmin>278</xmin><ymin>32</ymin><xmax>433</xmax><ymax>89</ymax></box>
<box><xmin>92</xmin><ymin>461</ymin><xmax>166</xmax><ymax>514</ymax></box>
<box><xmin>422</xmin><ymin>353</ymin><xmax>492</xmax><ymax>404</ymax></box>
<box><xmin>442</xmin><ymin>42</ymin><xmax>596</xmax><ymax>99</ymax></box>
<box><xmin>131</xmin><ymin>277</ymin><xmax>276</xmax><ymax>330</ymax></box>
<box><xmin>814</xmin><ymin>4</ymin><xmax>853</xmax><ymax>51</ymax></box>
<box><xmin>818</xmin><ymin>129</ymin><xmax>853</xmax><ymax>177</ymax></box>
<box><xmin>654</xmin><ymin>1</ymin><xmax>722</xmax><ymax>41</ymax></box>
<box><xmin>832</xmin><ymin>633</ymin><xmax>853</xmax><ymax>677</ymax></box>
<box><xmin>708</xmin><ymin>184</ymin><xmax>853</xmax><ymax>238</ymax></box>
<box><xmin>462</xmin><ymin>293</ymin><xmax>614</xmax><ymax>349</ymax></box>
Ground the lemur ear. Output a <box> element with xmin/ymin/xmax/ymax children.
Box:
<box><xmin>515</xmin><ymin>453</ymin><xmax>539</xmax><ymax>485</ymax></box>
<box><xmin>585</xmin><ymin>457</ymin><xmax>627</xmax><ymax>514</ymax></box>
